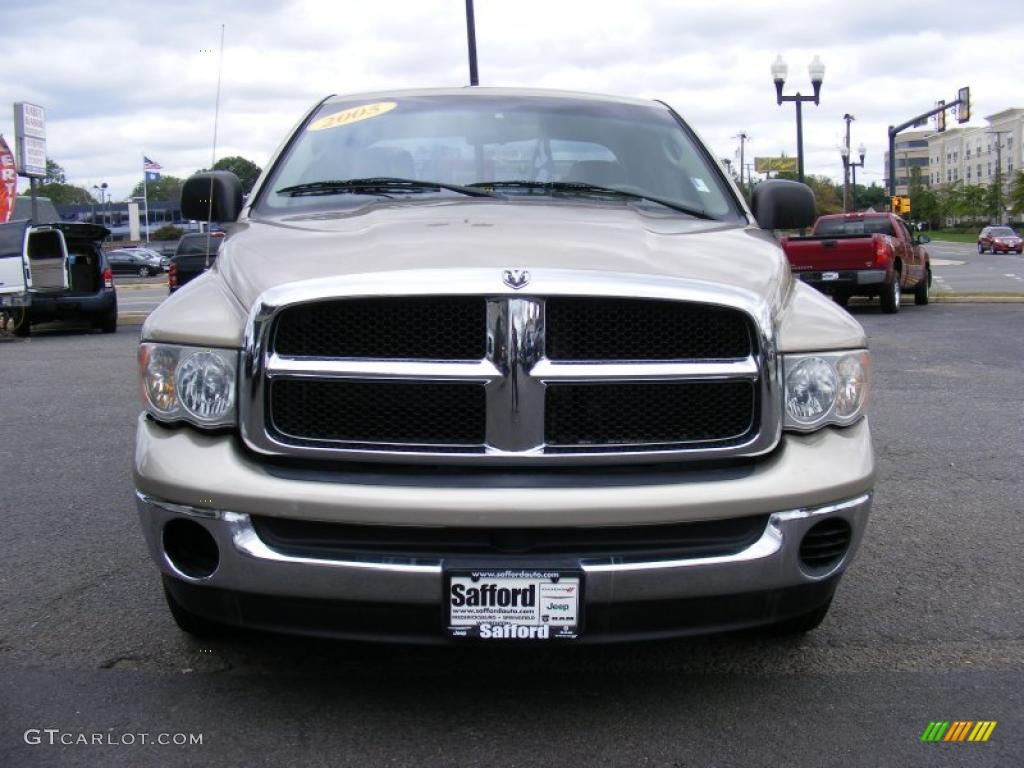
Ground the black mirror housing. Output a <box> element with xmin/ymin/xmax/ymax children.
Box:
<box><xmin>751</xmin><ymin>179</ymin><xmax>816</xmax><ymax>230</ymax></box>
<box><xmin>181</xmin><ymin>171</ymin><xmax>244</xmax><ymax>222</ymax></box>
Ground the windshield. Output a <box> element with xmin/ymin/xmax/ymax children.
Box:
<box><xmin>255</xmin><ymin>93</ymin><xmax>739</xmax><ymax>220</ymax></box>
<box><xmin>814</xmin><ymin>217</ymin><xmax>895</xmax><ymax>237</ymax></box>
<box><xmin>990</xmin><ymin>227</ymin><xmax>1016</xmax><ymax>237</ymax></box>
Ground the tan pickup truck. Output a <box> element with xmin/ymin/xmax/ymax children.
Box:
<box><xmin>134</xmin><ymin>88</ymin><xmax>874</xmax><ymax>643</ymax></box>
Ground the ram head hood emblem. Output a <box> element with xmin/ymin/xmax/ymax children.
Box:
<box><xmin>502</xmin><ymin>269</ymin><xmax>531</xmax><ymax>289</ymax></box>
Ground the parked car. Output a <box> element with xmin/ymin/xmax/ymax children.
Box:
<box><xmin>122</xmin><ymin>245</ymin><xmax>170</xmax><ymax>268</ymax></box>
<box><xmin>977</xmin><ymin>226</ymin><xmax>1022</xmax><ymax>254</ymax></box>
<box><xmin>107</xmin><ymin>247</ymin><xmax>165</xmax><ymax>276</ymax></box>
<box><xmin>781</xmin><ymin>212</ymin><xmax>931</xmax><ymax>313</ymax></box>
<box><xmin>0</xmin><ymin>221</ymin><xmax>116</xmax><ymax>336</ymax></box>
<box><xmin>168</xmin><ymin>232</ymin><xmax>224</xmax><ymax>292</ymax></box>
<box><xmin>136</xmin><ymin>88</ymin><xmax>874</xmax><ymax>643</ymax></box>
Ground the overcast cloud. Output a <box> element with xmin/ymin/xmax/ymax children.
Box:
<box><xmin>2</xmin><ymin>0</ymin><xmax>1022</xmax><ymax>200</ymax></box>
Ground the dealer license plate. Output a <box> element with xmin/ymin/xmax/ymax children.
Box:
<box><xmin>446</xmin><ymin>569</ymin><xmax>581</xmax><ymax>640</ymax></box>
<box><xmin>822</xmin><ymin>271</ymin><xmax>840</xmax><ymax>281</ymax></box>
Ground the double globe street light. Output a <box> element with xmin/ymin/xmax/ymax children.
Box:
<box><xmin>772</xmin><ymin>54</ymin><xmax>825</xmax><ymax>183</ymax></box>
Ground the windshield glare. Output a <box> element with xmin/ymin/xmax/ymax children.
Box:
<box><xmin>256</xmin><ymin>94</ymin><xmax>738</xmax><ymax>219</ymax></box>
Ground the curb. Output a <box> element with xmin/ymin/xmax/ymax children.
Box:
<box><xmin>115</xmin><ymin>282</ymin><xmax>168</xmax><ymax>291</ymax></box>
<box><xmin>119</xmin><ymin>313</ymin><xmax>149</xmax><ymax>326</ymax></box>
<box><xmin>931</xmin><ymin>295</ymin><xmax>1024</xmax><ymax>303</ymax></box>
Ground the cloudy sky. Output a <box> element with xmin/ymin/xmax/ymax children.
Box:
<box><xmin>3</xmin><ymin>0</ymin><xmax>1022</xmax><ymax>201</ymax></box>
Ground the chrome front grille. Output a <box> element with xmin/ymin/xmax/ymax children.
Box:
<box><xmin>240</xmin><ymin>270</ymin><xmax>780</xmax><ymax>465</ymax></box>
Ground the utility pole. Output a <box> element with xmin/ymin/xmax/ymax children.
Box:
<box><xmin>465</xmin><ymin>0</ymin><xmax>479</xmax><ymax>86</ymax></box>
<box><xmin>733</xmin><ymin>132</ymin><xmax>750</xmax><ymax>193</ymax></box>
<box><xmin>987</xmin><ymin>130</ymin><xmax>1011</xmax><ymax>224</ymax></box>
<box><xmin>842</xmin><ymin>113</ymin><xmax>854</xmax><ymax>212</ymax></box>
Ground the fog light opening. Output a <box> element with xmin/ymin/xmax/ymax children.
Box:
<box><xmin>163</xmin><ymin>519</ymin><xmax>220</xmax><ymax>580</ymax></box>
<box><xmin>798</xmin><ymin>518</ymin><xmax>852</xmax><ymax>575</ymax></box>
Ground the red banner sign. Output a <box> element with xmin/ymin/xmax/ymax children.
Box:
<box><xmin>0</xmin><ymin>135</ymin><xmax>16</xmax><ymax>223</ymax></box>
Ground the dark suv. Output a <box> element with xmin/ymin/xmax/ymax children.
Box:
<box><xmin>978</xmin><ymin>226</ymin><xmax>1022</xmax><ymax>254</ymax></box>
<box><xmin>0</xmin><ymin>221</ymin><xmax>117</xmax><ymax>336</ymax></box>
<box><xmin>169</xmin><ymin>232</ymin><xmax>224</xmax><ymax>292</ymax></box>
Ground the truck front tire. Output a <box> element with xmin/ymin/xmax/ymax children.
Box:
<box><xmin>914</xmin><ymin>269</ymin><xmax>931</xmax><ymax>306</ymax></box>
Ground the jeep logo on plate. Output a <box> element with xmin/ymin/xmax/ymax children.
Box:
<box><xmin>502</xmin><ymin>269</ymin><xmax>530</xmax><ymax>289</ymax></box>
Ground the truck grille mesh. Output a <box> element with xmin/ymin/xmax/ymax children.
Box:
<box><xmin>273</xmin><ymin>296</ymin><xmax>487</xmax><ymax>360</ymax></box>
<box><xmin>546</xmin><ymin>298</ymin><xmax>751</xmax><ymax>360</ymax></box>
<box><xmin>270</xmin><ymin>380</ymin><xmax>486</xmax><ymax>446</ymax></box>
<box><xmin>545</xmin><ymin>381</ymin><xmax>755</xmax><ymax>447</ymax></box>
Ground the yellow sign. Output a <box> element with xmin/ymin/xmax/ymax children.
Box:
<box><xmin>754</xmin><ymin>156</ymin><xmax>797</xmax><ymax>173</ymax></box>
<box><xmin>307</xmin><ymin>102</ymin><xmax>398</xmax><ymax>132</ymax></box>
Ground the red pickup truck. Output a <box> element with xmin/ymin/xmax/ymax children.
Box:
<box><xmin>780</xmin><ymin>213</ymin><xmax>932</xmax><ymax>313</ymax></box>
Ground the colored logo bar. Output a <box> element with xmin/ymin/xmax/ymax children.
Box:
<box><xmin>921</xmin><ymin>721</ymin><xmax>997</xmax><ymax>742</ymax></box>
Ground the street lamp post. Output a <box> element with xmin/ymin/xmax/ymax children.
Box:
<box><xmin>841</xmin><ymin>143</ymin><xmax>866</xmax><ymax>211</ymax></box>
<box><xmin>842</xmin><ymin>113</ymin><xmax>855</xmax><ymax>211</ymax></box>
<box><xmin>92</xmin><ymin>183</ymin><xmax>108</xmax><ymax>226</ymax></box>
<box><xmin>772</xmin><ymin>55</ymin><xmax>825</xmax><ymax>184</ymax></box>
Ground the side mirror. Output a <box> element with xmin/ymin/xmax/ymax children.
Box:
<box><xmin>751</xmin><ymin>179</ymin><xmax>816</xmax><ymax>230</ymax></box>
<box><xmin>915</xmin><ymin>234</ymin><xmax>931</xmax><ymax>244</ymax></box>
<box><xmin>181</xmin><ymin>171</ymin><xmax>243</xmax><ymax>222</ymax></box>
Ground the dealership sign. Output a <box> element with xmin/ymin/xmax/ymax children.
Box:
<box><xmin>0</xmin><ymin>135</ymin><xmax>15</xmax><ymax>222</ymax></box>
<box><xmin>14</xmin><ymin>102</ymin><xmax>46</xmax><ymax>178</ymax></box>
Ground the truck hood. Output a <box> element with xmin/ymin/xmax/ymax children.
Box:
<box><xmin>216</xmin><ymin>200</ymin><xmax>789</xmax><ymax>311</ymax></box>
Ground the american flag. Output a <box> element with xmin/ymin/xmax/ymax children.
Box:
<box><xmin>144</xmin><ymin>156</ymin><xmax>162</xmax><ymax>182</ymax></box>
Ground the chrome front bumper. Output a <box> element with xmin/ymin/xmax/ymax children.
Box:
<box><xmin>137</xmin><ymin>491</ymin><xmax>872</xmax><ymax>607</ymax></box>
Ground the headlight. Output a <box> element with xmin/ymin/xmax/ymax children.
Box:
<box><xmin>783</xmin><ymin>350</ymin><xmax>869</xmax><ymax>431</ymax></box>
<box><xmin>139</xmin><ymin>343</ymin><xmax>238</xmax><ymax>428</ymax></box>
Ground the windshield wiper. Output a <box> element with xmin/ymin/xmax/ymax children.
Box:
<box><xmin>277</xmin><ymin>177</ymin><xmax>496</xmax><ymax>198</ymax></box>
<box><xmin>468</xmin><ymin>180</ymin><xmax>712</xmax><ymax>219</ymax></box>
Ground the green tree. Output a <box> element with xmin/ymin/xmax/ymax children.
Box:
<box><xmin>1009</xmin><ymin>170</ymin><xmax>1024</xmax><ymax>217</ymax></box>
<box><xmin>984</xmin><ymin>182</ymin><xmax>1001</xmax><ymax>222</ymax></box>
<box><xmin>803</xmin><ymin>175</ymin><xmax>842</xmax><ymax>215</ymax></box>
<box><xmin>35</xmin><ymin>158</ymin><xmax>95</xmax><ymax>204</ymax></box>
<box><xmin>212</xmin><ymin>155</ymin><xmax>261</xmax><ymax>193</ymax></box>
<box><xmin>151</xmin><ymin>224</ymin><xmax>185</xmax><ymax>241</ymax></box>
<box><xmin>853</xmin><ymin>182</ymin><xmax>888</xmax><ymax>211</ymax></box>
<box><xmin>45</xmin><ymin>158</ymin><xmax>66</xmax><ymax>184</ymax></box>
<box><xmin>907</xmin><ymin>167</ymin><xmax>939</xmax><ymax>227</ymax></box>
<box><xmin>130</xmin><ymin>175</ymin><xmax>184</xmax><ymax>203</ymax></box>
<box><xmin>960</xmin><ymin>184</ymin><xmax>987</xmax><ymax>223</ymax></box>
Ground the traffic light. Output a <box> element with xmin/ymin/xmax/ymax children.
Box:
<box><xmin>936</xmin><ymin>100</ymin><xmax>946</xmax><ymax>132</ymax></box>
<box><xmin>891</xmin><ymin>196</ymin><xmax>911</xmax><ymax>215</ymax></box>
<box><xmin>958</xmin><ymin>87</ymin><xmax>970</xmax><ymax>123</ymax></box>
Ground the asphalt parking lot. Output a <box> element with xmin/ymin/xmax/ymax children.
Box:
<box><xmin>0</xmin><ymin>303</ymin><xmax>1021</xmax><ymax>767</ymax></box>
